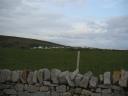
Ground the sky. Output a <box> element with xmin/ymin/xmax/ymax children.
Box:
<box><xmin>0</xmin><ymin>0</ymin><xmax>128</xmax><ymax>49</ymax></box>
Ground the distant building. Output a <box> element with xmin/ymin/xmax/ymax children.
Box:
<box><xmin>32</xmin><ymin>46</ymin><xmax>65</xmax><ymax>49</ymax></box>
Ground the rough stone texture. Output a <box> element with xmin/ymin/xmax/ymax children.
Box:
<box><xmin>111</xmin><ymin>85</ymin><xmax>122</xmax><ymax>91</ymax></box>
<box><xmin>74</xmin><ymin>73</ymin><xmax>83</xmax><ymax>87</ymax></box>
<box><xmin>0</xmin><ymin>70</ymin><xmax>3</xmax><ymax>82</ymax></box>
<box><xmin>0</xmin><ymin>70</ymin><xmax>5</xmax><ymax>82</ymax></box>
<box><xmin>99</xmin><ymin>74</ymin><xmax>103</xmax><ymax>83</ymax></box>
<box><xmin>51</xmin><ymin>69</ymin><xmax>61</xmax><ymax>84</ymax></box>
<box><xmin>63</xmin><ymin>92</ymin><xmax>72</xmax><ymax>96</ymax></box>
<box><xmin>101</xmin><ymin>93</ymin><xmax>112</xmax><ymax>96</ymax></box>
<box><xmin>20</xmin><ymin>70</ymin><xmax>29</xmax><ymax>83</ymax></box>
<box><xmin>37</xmin><ymin>69</ymin><xmax>44</xmax><ymax>83</ymax></box>
<box><xmin>89</xmin><ymin>76</ymin><xmax>98</xmax><ymax>88</ymax></box>
<box><xmin>98</xmin><ymin>84</ymin><xmax>111</xmax><ymax>89</ymax></box>
<box><xmin>24</xmin><ymin>84</ymin><xmax>40</xmax><ymax>92</ymax></box>
<box><xmin>81</xmin><ymin>89</ymin><xmax>92</xmax><ymax>96</ymax></box>
<box><xmin>74</xmin><ymin>88</ymin><xmax>82</xmax><ymax>94</ymax></box>
<box><xmin>43</xmin><ymin>81</ymin><xmax>51</xmax><ymax>86</ymax></box>
<box><xmin>3</xmin><ymin>89</ymin><xmax>17</xmax><ymax>95</ymax></box>
<box><xmin>43</xmin><ymin>68</ymin><xmax>50</xmax><ymax>81</ymax></box>
<box><xmin>51</xmin><ymin>91</ymin><xmax>59</xmax><ymax>96</ymax></box>
<box><xmin>40</xmin><ymin>86</ymin><xmax>49</xmax><ymax>92</ymax></box>
<box><xmin>33</xmin><ymin>70</ymin><xmax>38</xmax><ymax>84</ymax></box>
<box><xmin>66</xmin><ymin>72</ymin><xmax>75</xmax><ymax>87</ymax></box>
<box><xmin>91</xmin><ymin>93</ymin><xmax>101</xmax><ymax>96</ymax></box>
<box><xmin>112</xmin><ymin>93</ymin><xmax>125</xmax><ymax>96</ymax></box>
<box><xmin>50</xmin><ymin>86</ymin><xmax>55</xmax><ymax>92</ymax></box>
<box><xmin>27</xmin><ymin>72</ymin><xmax>34</xmax><ymax>84</ymax></box>
<box><xmin>27</xmin><ymin>85</ymin><xmax>40</xmax><ymax>92</ymax></box>
<box><xmin>5</xmin><ymin>69</ymin><xmax>12</xmax><ymax>81</ymax></box>
<box><xmin>30</xmin><ymin>92</ymin><xmax>50</xmax><ymax>96</ymax></box>
<box><xmin>11</xmin><ymin>71</ymin><xmax>20</xmax><ymax>82</ymax></box>
<box><xmin>10</xmin><ymin>94</ymin><xmax>16</xmax><ymax>96</ymax></box>
<box><xmin>0</xmin><ymin>68</ymin><xmax>128</xmax><ymax>96</ymax></box>
<box><xmin>102</xmin><ymin>88</ymin><xmax>112</xmax><ymax>94</ymax></box>
<box><xmin>0</xmin><ymin>69</ymin><xmax>11</xmax><ymax>82</ymax></box>
<box><xmin>79</xmin><ymin>71</ymin><xmax>93</xmax><ymax>88</ymax></box>
<box><xmin>96</xmin><ymin>88</ymin><xmax>102</xmax><ymax>93</ymax></box>
<box><xmin>24</xmin><ymin>84</ymin><xmax>29</xmax><ymax>91</ymax></box>
<box><xmin>18</xmin><ymin>91</ymin><xmax>30</xmax><ymax>96</ymax></box>
<box><xmin>104</xmin><ymin>72</ymin><xmax>111</xmax><ymax>85</ymax></box>
<box><xmin>56</xmin><ymin>85</ymin><xmax>66</xmax><ymax>92</ymax></box>
<box><xmin>119</xmin><ymin>70</ymin><xmax>128</xmax><ymax>87</ymax></box>
<box><xmin>15</xmin><ymin>83</ymin><xmax>24</xmax><ymax>92</ymax></box>
<box><xmin>0</xmin><ymin>84</ymin><xmax>11</xmax><ymax>89</ymax></box>
<box><xmin>112</xmin><ymin>71</ymin><xmax>121</xmax><ymax>84</ymax></box>
<box><xmin>58</xmin><ymin>71</ymin><xmax>69</xmax><ymax>84</ymax></box>
<box><xmin>69</xmin><ymin>88</ymin><xmax>75</xmax><ymax>94</ymax></box>
<box><xmin>70</xmin><ymin>70</ymin><xmax>79</xmax><ymax>80</ymax></box>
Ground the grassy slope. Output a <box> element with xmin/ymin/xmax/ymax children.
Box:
<box><xmin>0</xmin><ymin>48</ymin><xmax>128</xmax><ymax>75</ymax></box>
<box><xmin>0</xmin><ymin>35</ymin><xmax>64</xmax><ymax>48</ymax></box>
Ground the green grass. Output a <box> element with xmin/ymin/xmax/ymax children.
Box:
<box><xmin>0</xmin><ymin>48</ymin><xmax>128</xmax><ymax>75</ymax></box>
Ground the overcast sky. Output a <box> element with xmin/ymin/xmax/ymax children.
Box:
<box><xmin>0</xmin><ymin>0</ymin><xmax>128</xmax><ymax>49</ymax></box>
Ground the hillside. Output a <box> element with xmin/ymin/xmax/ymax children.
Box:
<box><xmin>0</xmin><ymin>35</ymin><xmax>65</xmax><ymax>48</ymax></box>
<box><xmin>0</xmin><ymin>35</ymin><xmax>128</xmax><ymax>74</ymax></box>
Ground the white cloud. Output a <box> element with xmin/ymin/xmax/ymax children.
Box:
<box><xmin>0</xmin><ymin>0</ymin><xmax>128</xmax><ymax>49</ymax></box>
<box><xmin>62</xmin><ymin>21</ymin><xmax>107</xmax><ymax>36</ymax></box>
<box><xmin>53</xmin><ymin>0</ymin><xmax>85</xmax><ymax>4</ymax></box>
<box><xmin>71</xmin><ymin>22</ymin><xmax>89</xmax><ymax>34</ymax></box>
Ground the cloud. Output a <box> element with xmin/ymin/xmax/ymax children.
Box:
<box><xmin>104</xmin><ymin>17</ymin><xmax>128</xmax><ymax>49</ymax></box>
<box><xmin>0</xmin><ymin>0</ymin><xmax>128</xmax><ymax>49</ymax></box>
<box><xmin>22</xmin><ymin>0</ymin><xmax>86</xmax><ymax>6</ymax></box>
<box><xmin>48</xmin><ymin>16</ymin><xmax>128</xmax><ymax>49</ymax></box>
<box><xmin>52</xmin><ymin>0</ymin><xmax>86</xmax><ymax>5</ymax></box>
<box><xmin>0</xmin><ymin>0</ymin><xmax>22</xmax><ymax>9</ymax></box>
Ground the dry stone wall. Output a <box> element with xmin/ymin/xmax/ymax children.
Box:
<box><xmin>0</xmin><ymin>69</ymin><xmax>128</xmax><ymax>96</ymax></box>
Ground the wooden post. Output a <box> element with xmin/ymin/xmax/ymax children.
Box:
<box><xmin>76</xmin><ymin>51</ymin><xmax>80</xmax><ymax>72</ymax></box>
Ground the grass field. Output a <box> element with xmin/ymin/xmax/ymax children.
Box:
<box><xmin>0</xmin><ymin>48</ymin><xmax>128</xmax><ymax>75</ymax></box>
